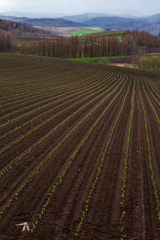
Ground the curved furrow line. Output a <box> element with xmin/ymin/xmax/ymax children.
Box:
<box><xmin>0</xmin><ymin>75</ymin><xmax>119</xmax><ymax>174</ymax></box>
<box><xmin>0</xmin><ymin>61</ymin><xmax>104</xmax><ymax>101</ymax></box>
<box><xmin>0</xmin><ymin>71</ymin><xmax>115</xmax><ymax>141</ymax></box>
<box><xmin>0</xmin><ymin>70</ymin><xmax>106</xmax><ymax>119</ymax></box>
<box><xmin>0</xmin><ymin>63</ymin><xmax>112</xmax><ymax>101</ymax></box>
<box><xmin>25</xmin><ymin>74</ymin><xmax>130</xmax><ymax>239</ymax></box>
<box><xmin>119</xmin><ymin>79</ymin><xmax>135</xmax><ymax>236</ymax></box>
<box><xmin>140</xmin><ymin>80</ymin><xmax>160</xmax><ymax>125</ymax></box>
<box><xmin>0</xmin><ymin>71</ymin><xmax>117</xmax><ymax>147</ymax></box>
<box><xmin>0</xmin><ymin>74</ymin><xmax>129</xmax><ymax>239</ymax></box>
<box><xmin>145</xmin><ymin>78</ymin><xmax>160</xmax><ymax>97</ymax></box>
<box><xmin>119</xmin><ymin>79</ymin><xmax>148</xmax><ymax>239</ymax></box>
<box><xmin>145</xmin><ymin>80</ymin><xmax>160</xmax><ymax>102</ymax></box>
<box><xmin>0</xmin><ymin>75</ymin><xmax>126</xmax><ymax>223</ymax></box>
<box><xmin>0</xmin><ymin>66</ymin><xmax>112</xmax><ymax>107</ymax></box>
<box><xmin>138</xmin><ymin>79</ymin><xmax>160</xmax><ymax>237</ymax></box>
<box><xmin>0</xmin><ymin>68</ymin><xmax>102</xmax><ymax>107</ymax></box>
<box><xmin>71</xmin><ymin>78</ymin><xmax>132</xmax><ymax>239</ymax></box>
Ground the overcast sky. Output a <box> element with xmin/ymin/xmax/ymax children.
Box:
<box><xmin>0</xmin><ymin>0</ymin><xmax>159</xmax><ymax>16</ymax></box>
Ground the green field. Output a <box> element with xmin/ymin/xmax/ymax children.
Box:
<box><xmin>82</xmin><ymin>30</ymin><xmax>124</xmax><ymax>38</ymax></box>
<box><xmin>66</xmin><ymin>28</ymin><xmax>100</xmax><ymax>35</ymax></box>
<box><xmin>68</xmin><ymin>56</ymin><xmax>124</xmax><ymax>61</ymax></box>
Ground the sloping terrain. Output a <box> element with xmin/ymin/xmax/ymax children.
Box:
<box><xmin>0</xmin><ymin>54</ymin><xmax>160</xmax><ymax>239</ymax></box>
<box><xmin>0</xmin><ymin>19</ymin><xmax>55</xmax><ymax>37</ymax></box>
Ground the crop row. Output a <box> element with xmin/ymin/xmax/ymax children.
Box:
<box><xmin>119</xmin><ymin>79</ymin><xmax>135</xmax><ymax>234</ymax></box>
<box><xmin>0</xmin><ymin>75</ymin><xmax>126</xmax><ymax>219</ymax></box>
<box><xmin>0</xmin><ymin>65</ymin><xmax>113</xmax><ymax>119</ymax></box>
<box><xmin>0</xmin><ymin>73</ymin><xmax>115</xmax><ymax>141</ymax></box>
<box><xmin>0</xmin><ymin>71</ymin><xmax>117</xmax><ymax>149</ymax></box>
<box><xmin>0</xmin><ymin>76</ymin><xmax>119</xmax><ymax>176</ymax></box>
<box><xmin>0</xmin><ymin>66</ymin><xmax>113</xmax><ymax>109</ymax></box>
<box><xmin>28</xmin><ymin>76</ymin><xmax>129</xmax><ymax>234</ymax></box>
<box><xmin>0</xmin><ymin>69</ymin><xmax>105</xmax><ymax>114</ymax></box>
<box><xmin>141</xmin><ymin>80</ymin><xmax>160</xmax><ymax>125</ymax></box>
<box><xmin>0</xmin><ymin>57</ymin><xmax>107</xmax><ymax>103</ymax></box>
<box><xmin>72</xmin><ymin>78</ymin><xmax>131</xmax><ymax>237</ymax></box>
<box><xmin>138</xmin><ymin>80</ymin><xmax>160</xmax><ymax>220</ymax></box>
<box><xmin>0</xmin><ymin>84</ymin><xmax>95</xmax><ymax>129</ymax></box>
<box><xmin>144</xmin><ymin>80</ymin><xmax>160</xmax><ymax>106</ymax></box>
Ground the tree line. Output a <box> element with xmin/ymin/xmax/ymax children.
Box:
<box><xmin>1</xmin><ymin>29</ymin><xmax>160</xmax><ymax>57</ymax></box>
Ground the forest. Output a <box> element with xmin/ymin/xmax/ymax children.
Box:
<box><xmin>0</xmin><ymin>27</ymin><xmax>160</xmax><ymax>58</ymax></box>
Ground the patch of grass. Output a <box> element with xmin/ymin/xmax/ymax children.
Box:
<box><xmin>66</xmin><ymin>29</ymin><xmax>97</xmax><ymax>35</ymax></box>
<box><xmin>68</xmin><ymin>56</ymin><xmax>124</xmax><ymax>62</ymax></box>
<box><xmin>81</xmin><ymin>30</ymin><xmax>124</xmax><ymax>38</ymax></box>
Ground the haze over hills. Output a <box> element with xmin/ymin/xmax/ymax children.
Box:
<box><xmin>63</xmin><ymin>12</ymin><xmax>140</xmax><ymax>23</ymax></box>
<box><xmin>0</xmin><ymin>12</ymin><xmax>160</xmax><ymax>35</ymax></box>
<box><xmin>0</xmin><ymin>11</ymin><xmax>66</xmax><ymax>19</ymax></box>
<box><xmin>0</xmin><ymin>10</ymin><xmax>143</xmax><ymax>19</ymax></box>
<box><xmin>0</xmin><ymin>16</ymin><xmax>86</xmax><ymax>27</ymax></box>
<box><xmin>1</xmin><ymin>12</ymin><xmax>160</xmax><ymax>24</ymax></box>
<box><xmin>83</xmin><ymin>14</ymin><xmax>160</xmax><ymax>26</ymax></box>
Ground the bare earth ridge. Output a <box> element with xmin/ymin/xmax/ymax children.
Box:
<box><xmin>0</xmin><ymin>54</ymin><xmax>160</xmax><ymax>240</ymax></box>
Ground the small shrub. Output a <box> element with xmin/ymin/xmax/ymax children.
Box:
<box><xmin>133</xmin><ymin>56</ymin><xmax>160</xmax><ymax>70</ymax></box>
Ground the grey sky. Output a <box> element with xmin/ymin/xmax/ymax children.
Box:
<box><xmin>0</xmin><ymin>0</ymin><xmax>159</xmax><ymax>16</ymax></box>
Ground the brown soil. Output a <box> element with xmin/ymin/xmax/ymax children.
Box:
<box><xmin>0</xmin><ymin>54</ymin><xmax>160</xmax><ymax>240</ymax></box>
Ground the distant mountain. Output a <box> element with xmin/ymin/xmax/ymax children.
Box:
<box><xmin>63</xmin><ymin>13</ymin><xmax>111</xmax><ymax>23</ymax></box>
<box><xmin>0</xmin><ymin>16</ymin><xmax>87</xmax><ymax>27</ymax></box>
<box><xmin>140</xmin><ymin>13</ymin><xmax>160</xmax><ymax>23</ymax></box>
<box><xmin>83</xmin><ymin>14</ymin><xmax>160</xmax><ymax>27</ymax></box>
<box><xmin>19</xmin><ymin>18</ymin><xmax>86</xmax><ymax>27</ymax></box>
<box><xmin>63</xmin><ymin>12</ymin><xmax>141</xmax><ymax>23</ymax></box>
<box><xmin>84</xmin><ymin>16</ymin><xmax>136</xmax><ymax>27</ymax></box>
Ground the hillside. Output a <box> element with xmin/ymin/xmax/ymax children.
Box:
<box><xmin>83</xmin><ymin>15</ymin><xmax>160</xmax><ymax>35</ymax></box>
<box><xmin>0</xmin><ymin>53</ymin><xmax>160</xmax><ymax>239</ymax></box>
<box><xmin>0</xmin><ymin>19</ymin><xmax>56</xmax><ymax>37</ymax></box>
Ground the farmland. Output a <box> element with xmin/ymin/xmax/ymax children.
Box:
<box><xmin>33</xmin><ymin>26</ymin><xmax>103</xmax><ymax>36</ymax></box>
<box><xmin>0</xmin><ymin>53</ymin><xmax>160</xmax><ymax>239</ymax></box>
<box><xmin>66</xmin><ymin>27</ymin><xmax>102</xmax><ymax>35</ymax></box>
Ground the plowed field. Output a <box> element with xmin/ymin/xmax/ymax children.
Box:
<box><xmin>0</xmin><ymin>53</ymin><xmax>160</xmax><ymax>240</ymax></box>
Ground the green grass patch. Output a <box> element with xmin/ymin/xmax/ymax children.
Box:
<box><xmin>66</xmin><ymin>29</ymin><xmax>98</xmax><ymax>35</ymax></box>
<box><xmin>68</xmin><ymin>56</ymin><xmax>124</xmax><ymax>62</ymax></box>
<box><xmin>81</xmin><ymin>30</ymin><xmax>124</xmax><ymax>39</ymax></box>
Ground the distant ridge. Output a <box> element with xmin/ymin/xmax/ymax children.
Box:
<box><xmin>0</xmin><ymin>16</ymin><xmax>87</xmax><ymax>27</ymax></box>
<box><xmin>63</xmin><ymin>12</ymin><xmax>140</xmax><ymax>23</ymax></box>
<box><xmin>83</xmin><ymin>14</ymin><xmax>160</xmax><ymax>27</ymax></box>
<box><xmin>84</xmin><ymin>16</ymin><xmax>135</xmax><ymax>27</ymax></box>
<box><xmin>0</xmin><ymin>12</ymin><xmax>160</xmax><ymax>35</ymax></box>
